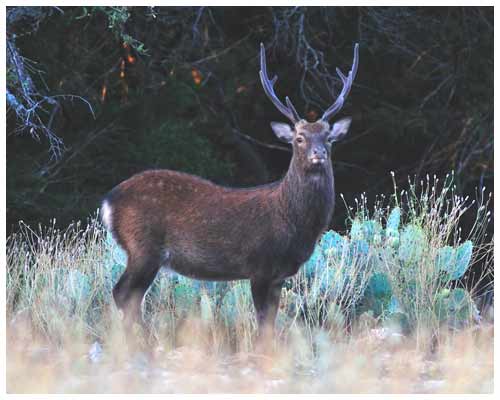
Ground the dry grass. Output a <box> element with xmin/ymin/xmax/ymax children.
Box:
<box><xmin>6</xmin><ymin>313</ymin><xmax>493</xmax><ymax>393</ymax></box>
<box><xmin>6</xmin><ymin>174</ymin><xmax>494</xmax><ymax>393</ymax></box>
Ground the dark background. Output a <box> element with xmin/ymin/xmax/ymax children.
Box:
<box><xmin>6</xmin><ymin>6</ymin><xmax>493</xmax><ymax>239</ymax></box>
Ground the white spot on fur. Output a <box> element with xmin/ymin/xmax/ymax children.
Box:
<box><xmin>101</xmin><ymin>200</ymin><xmax>113</xmax><ymax>230</ymax></box>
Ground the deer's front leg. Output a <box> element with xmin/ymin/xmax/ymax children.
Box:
<box><xmin>251</xmin><ymin>278</ymin><xmax>284</xmax><ymax>348</ymax></box>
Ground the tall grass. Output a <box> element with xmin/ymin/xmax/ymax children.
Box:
<box><xmin>6</xmin><ymin>173</ymin><xmax>493</xmax><ymax>393</ymax></box>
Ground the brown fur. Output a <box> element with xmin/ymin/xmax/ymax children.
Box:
<box><xmin>103</xmin><ymin>122</ymin><xmax>344</xmax><ymax>340</ymax></box>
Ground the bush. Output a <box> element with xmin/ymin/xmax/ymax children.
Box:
<box><xmin>301</xmin><ymin>173</ymin><xmax>491</xmax><ymax>338</ymax></box>
<box><xmin>129</xmin><ymin>121</ymin><xmax>235</xmax><ymax>180</ymax></box>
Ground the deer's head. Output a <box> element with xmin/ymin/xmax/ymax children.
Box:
<box><xmin>260</xmin><ymin>43</ymin><xmax>359</xmax><ymax>173</ymax></box>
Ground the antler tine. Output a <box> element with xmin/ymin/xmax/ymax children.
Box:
<box><xmin>259</xmin><ymin>43</ymin><xmax>301</xmax><ymax>124</ymax></box>
<box><xmin>322</xmin><ymin>43</ymin><xmax>359</xmax><ymax>122</ymax></box>
<box><xmin>285</xmin><ymin>96</ymin><xmax>301</xmax><ymax>122</ymax></box>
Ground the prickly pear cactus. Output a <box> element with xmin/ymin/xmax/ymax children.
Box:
<box><xmin>303</xmin><ymin>249</ymin><xmax>326</xmax><ymax>279</ymax></box>
<box><xmin>106</xmin><ymin>263</ymin><xmax>125</xmax><ymax>292</ymax></box>
<box><xmin>220</xmin><ymin>282</ymin><xmax>251</xmax><ymax>326</ymax></box>
<box><xmin>385</xmin><ymin>207</ymin><xmax>401</xmax><ymax>247</ymax></box>
<box><xmin>387</xmin><ymin>295</ymin><xmax>404</xmax><ymax>314</ymax></box>
<box><xmin>321</xmin><ymin>229</ymin><xmax>344</xmax><ymax>249</ymax></box>
<box><xmin>398</xmin><ymin>224</ymin><xmax>428</xmax><ymax>267</ymax></box>
<box><xmin>52</xmin><ymin>268</ymin><xmax>92</xmax><ymax>311</ymax></box>
<box><xmin>350</xmin><ymin>218</ymin><xmax>364</xmax><ymax>241</ymax></box>
<box><xmin>383</xmin><ymin>311</ymin><xmax>410</xmax><ymax>334</ymax></box>
<box><xmin>103</xmin><ymin>232</ymin><xmax>127</xmax><ymax>295</ymax></box>
<box><xmin>360</xmin><ymin>272</ymin><xmax>392</xmax><ymax>317</ymax></box>
<box><xmin>347</xmin><ymin>239</ymin><xmax>370</xmax><ymax>265</ymax></box>
<box><xmin>454</xmin><ymin>241</ymin><xmax>473</xmax><ymax>279</ymax></box>
<box><xmin>435</xmin><ymin>246</ymin><xmax>455</xmax><ymax>273</ymax></box>
<box><xmin>434</xmin><ymin>288</ymin><xmax>479</xmax><ymax>329</ymax></box>
<box><xmin>172</xmin><ymin>279</ymin><xmax>199</xmax><ymax>317</ymax></box>
<box><xmin>192</xmin><ymin>280</ymin><xmax>229</xmax><ymax>307</ymax></box>
<box><xmin>435</xmin><ymin>241</ymin><xmax>473</xmax><ymax>281</ymax></box>
<box><xmin>304</xmin><ymin>230</ymin><xmax>346</xmax><ymax>278</ymax></box>
<box><xmin>350</xmin><ymin>218</ymin><xmax>383</xmax><ymax>245</ymax></box>
<box><xmin>308</xmin><ymin>266</ymin><xmax>339</xmax><ymax>304</ymax></box>
<box><xmin>296</xmin><ymin>204</ymin><xmax>478</xmax><ymax>335</ymax></box>
<box><xmin>105</xmin><ymin>231</ymin><xmax>127</xmax><ymax>266</ymax></box>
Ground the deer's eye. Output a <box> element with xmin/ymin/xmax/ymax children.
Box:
<box><xmin>296</xmin><ymin>136</ymin><xmax>305</xmax><ymax>144</ymax></box>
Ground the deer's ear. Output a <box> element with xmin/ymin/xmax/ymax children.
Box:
<box><xmin>328</xmin><ymin>117</ymin><xmax>352</xmax><ymax>142</ymax></box>
<box><xmin>270</xmin><ymin>122</ymin><xmax>294</xmax><ymax>143</ymax></box>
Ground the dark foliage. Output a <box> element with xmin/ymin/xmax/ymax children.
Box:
<box><xmin>7</xmin><ymin>6</ymin><xmax>493</xmax><ymax>242</ymax></box>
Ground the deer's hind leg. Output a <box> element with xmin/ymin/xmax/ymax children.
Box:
<box><xmin>112</xmin><ymin>247</ymin><xmax>162</xmax><ymax>334</ymax></box>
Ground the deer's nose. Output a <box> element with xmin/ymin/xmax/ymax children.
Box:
<box><xmin>309</xmin><ymin>147</ymin><xmax>327</xmax><ymax>163</ymax></box>
<box><xmin>313</xmin><ymin>147</ymin><xmax>326</xmax><ymax>157</ymax></box>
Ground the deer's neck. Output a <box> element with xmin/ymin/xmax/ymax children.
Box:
<box><xmin>279</xmin><ymin>156</ymin><xmax>335</xmax><ymax>235</ymax></box>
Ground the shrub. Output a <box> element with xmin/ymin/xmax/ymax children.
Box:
<box><xmin>301</xmin><ymin>173</ymin><xmax>491</xmax><ymax>339</ymax></box>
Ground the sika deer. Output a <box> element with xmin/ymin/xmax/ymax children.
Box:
<box><xmin>101</xmin><ymin>43</ymin><xmax>359</xmax><ymax>341</ymax></box>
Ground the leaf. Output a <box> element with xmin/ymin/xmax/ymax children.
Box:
<box><xmin>110</xmin><ymin>263</ymin><xmax>126</xmax><ymax>286</ymax></box>
<box><xmin>220</xmin><ymin>285</ymin><xmax>247</xmax><ymax>326</ymax></box>
<box><xmin>105</xmin><ymin>231</ymin><xmax>127</xmax><ymax>265</ymax></box>
<box><xmin>321</xmin><ymin>230</ymin><xmax>344</xmax><ymax>252</ymax></box>
<box><xmin>386</xmin><ymin>207</ymin><xmax>401</xmax><ymax>232</ymax></box>
<box><xmin>434</xmin><ymin>288</ymin><xmax>479</xmax><ymax>329</ymax></box>
<box><xmin>453</xmin><ymin>241</ymin><xmax>473</xmax><ymax>280</ymax></box>
<box><xmin>173</xmin><ymin>282</ymin><xmax>198</xmax><ymax>317</ymax></box>
<box><xmin>65</xmin><ymin>269</ymin><xmax>92</xmax><ymax>302</ymax></box>
<box><xmin>360</xmin><ymin>220</ymin><xmax>384</xmax><ymax>244</ymax></box>
<box><xmin>435</xmin><ymin>245</ymin><xmax>455</xmax><ymax>272</ymax></box>
<box><xmin>398</xmin><ymin>224</ymin><xmax>427</xmax><ymax>266</ymax></box>
<box><xmin>347</xmin><ymin>239</ymin><xmax>370</xmax><ymax>266</ymax></box>
<box><xmin>322</xmin><ymin>230</ymin><xmax>347</xmax><ymax>266</ymax></box>
<box><xmin>361</xmin><ymin>272</ymin><xmax>392</xmax><ymax>317</ymax></box>
<box><xmin>303</xmin><ymin>247</ymin><xmax>326</xmax><ymax>279</ymax></box>
<box><xmin>350</xmin><ymin>218</ymin><xmax>364</xmax><ymax>241</ymax></box>
<box><xmin>387</xmin><ymin>295</ymin><xmax>404</xmax><ymax>314</ymax></box>
<box><xmin>435</xmin><ymin>241</ymin><xmax>473</xmax><ymax>280</ymax></box>
<box><xmin>385</xmin><ymin>207</ymin><xmax>401</xmax><ymax>247</ymax></box>
<box><xmin>52</xmin><ymin>268</ymin><xmax>92</xmax><ymax>309</ymax></box>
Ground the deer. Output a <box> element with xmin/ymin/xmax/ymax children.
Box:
<box><xmin>101</xmin><ymin>42</ymin><xmax>359</xmax><ymax>344</ymax></box>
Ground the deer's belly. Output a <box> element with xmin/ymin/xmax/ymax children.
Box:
<box><xmin>169</xmin><ymin>265</ymin><xmax>247</xmax><ymax>281</ymax></box>
<box><xmin>164</xmin><ymin>245</ymin><xmax>251</xmax><ymax>281</ymax></box>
